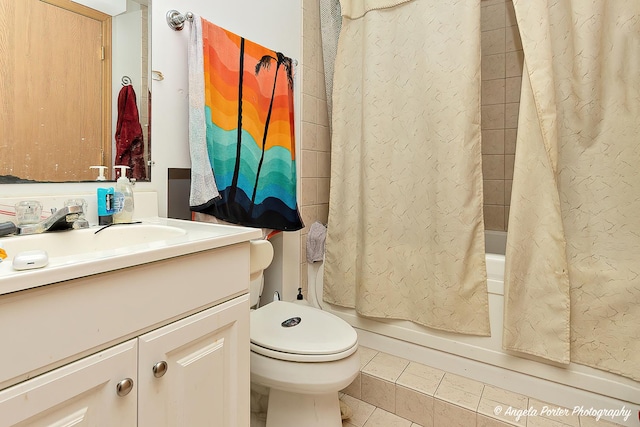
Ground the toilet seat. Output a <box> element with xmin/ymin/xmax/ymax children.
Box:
<box><xmin>250</xmin><ymin>301</ymin><xmax>358</xmax><ymax>363</ymax></box>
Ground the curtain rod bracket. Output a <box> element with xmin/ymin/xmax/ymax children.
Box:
<box><xmin>166</xmin><ymin>10</ymin><xmax>194</xmax><ymax>31</ymax></box>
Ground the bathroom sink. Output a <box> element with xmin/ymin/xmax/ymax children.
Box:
<box><xmin>1</xmin><ymin>223</ymin><xmax>187</xmax><ymax>257</ymax></box>
<box><xmin>0</xmin><ymin>218</ymin><xmax>262</xmax><ymax>295</ymax></box>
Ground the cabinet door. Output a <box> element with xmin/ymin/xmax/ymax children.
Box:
<box><xmin>138</xmin><ymin>294</ymin><xmax>250</xmax><ymax>427</ymax></box>
<box><xmin>0</xmin><ymin>339</ymin><xmax>137</xmax><ymax>427</ymax></box>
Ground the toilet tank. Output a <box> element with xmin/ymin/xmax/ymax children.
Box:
<box><xmin>249</xmin><ymin>240</ymin><xmax>274</xmax><ymax>308</ymax></box>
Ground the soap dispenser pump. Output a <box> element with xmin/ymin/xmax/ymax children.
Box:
<box><xmin>90</xmin><ymin>166</ymin><xmax>107</xmax><ymax>181</ymax></box>
<box><xmin>113</xmin><ymin>166</ymin><xmax>134</xmax><ymax>223</ymax></box>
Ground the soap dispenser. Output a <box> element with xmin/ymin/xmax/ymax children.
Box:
<box><xmin>113</xmin><ymin>166</ymin><xmax>134</xmax><ymax>223</ymax></box>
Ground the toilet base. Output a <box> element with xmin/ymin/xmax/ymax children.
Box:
<box><xmin>265</xmin><ymin>389</ymin><xmax>342</xmax><ymax>427</ymax></box>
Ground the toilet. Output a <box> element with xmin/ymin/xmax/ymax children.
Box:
<box><xmin>249</xmin><ymin>240</ymin><xmax>359</xmax><ymax>427</ymax></box>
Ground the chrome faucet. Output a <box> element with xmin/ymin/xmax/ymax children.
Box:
<box><xmin>17</xmin><ymin>205</ymin><xmax>87</xmax><ymax>235</ymax></box>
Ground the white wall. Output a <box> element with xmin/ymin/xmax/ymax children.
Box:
<box><xmin>112</xmin><ymin>6</ymin><xmax>143</xmax><ymax>164</ymax></box>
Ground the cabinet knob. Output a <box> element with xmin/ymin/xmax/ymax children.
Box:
<box><xmin>153</xmin><ymin>361</ymin><xmax>168</xmax><ymax>378</ymax></box>
<box><xmin>116</xmin><ymin>378</ymin><xmax>134</xmax><ymax>396</ymax></box>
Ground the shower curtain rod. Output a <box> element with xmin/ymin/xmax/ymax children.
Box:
<box><xmin>166</xmin><ymin>9</ymin><xmax>194</xmax><ymax>31</ymax></box>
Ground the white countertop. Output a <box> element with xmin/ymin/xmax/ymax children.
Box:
<box><xmin>0</xmin><ymin>217</ymin><xmax>263</xmax><ymax>296</ymax></box>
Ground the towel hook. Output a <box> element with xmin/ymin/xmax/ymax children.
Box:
<box><xmin>121</xmin><ymin>76</ymin><xmax>132</xmax><ymax>86</ymax></box>
<box><xmin>166</xmin><ymin>10</ymin><xmax>194</xmax><ymax>31</ymax></box>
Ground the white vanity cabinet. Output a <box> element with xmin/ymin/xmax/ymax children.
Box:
<box><xmin>0</xmin><ymin>235</ymin><xmax>256</xmax><ymax>427</ymax></box>
<box><xmin>0</xmin><ymin>339</ymin><xmax>139</xmax><ymax>426</ymax></box>
<box><xmin>138</xmin><ymin>294</ymin><xmax>249</xmax><ymax>427</ymax></box>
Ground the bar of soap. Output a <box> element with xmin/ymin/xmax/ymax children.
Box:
<box><xmin>12</xmin><ymin>250</ymin><xmax>49</xmax><ymax>271</ymax></box>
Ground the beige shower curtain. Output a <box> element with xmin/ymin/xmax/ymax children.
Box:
<box><xmin>324</xmin><ymin>0</ymin><xmax>490</xmax><ymax>336</ymax></box>
<box><xmin>505</xmin><ymin>0</ymin><xmax>640</xmax><ymax>381</ymax></box>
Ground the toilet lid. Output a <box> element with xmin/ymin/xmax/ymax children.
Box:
<box><xmin>250</xmin><ymin>301</ymin><xmax>358</xmax><ymax>358</ymax></box>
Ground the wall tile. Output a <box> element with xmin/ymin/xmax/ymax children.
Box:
<box><xmin>301</xmin><ymin>178</ymin><xmax>318</xmax><ymax>205</ymax></box>
<box><xmin>300</xmin><ymin>235</ymin><xmax>308</xmax><ymax>265</ymax></box>
<box><xmin>302</xmin><ymin>12</ymin><xmax>316</xmax><ymax>39</ymax></box>
<box><xmin>482</xmin><ymin>105</ymin><xmax>506</xmax><ymax>129</ymax></box>
<box><xmin>482</xmin><ymin>54</ymin><xmax>506</xmax><ymax>80</ymax></box>
<box><xmin>362</xmin><ymin>352</ymin><xmax>409</xmax><ymax>383</ymax></box>
<box><xmin>478</xmin><ymin>385</ymin><xmax>528</xmax><ymax>426</ymax></box>
<box><xmin>302</xmin><ymin>93</ymin><xmax>318</xmax><ymax>123</ymax></box>
<box><xmin>505</xmin><ymin>180</ymin><xmax>513</xmax><ymax>206</ymax></box>
<box><xmin>342</xmin><ymin>372</ymin><xmax>362</xmax><ymax>399</ymax></box>
<box><xmin>506</xmin><ymin>50</ymin><xmax>524</xmax><ymax>77</ymax></box>
<box><xmin>303</xmin><ymin>0</ymin><xmax>319</xmax><ymax>13</ymax></box>
<box><xmin>300</xmin><ymin>204</ymin><xmax>318</xmax><ymax>233</ymax></box>
<box><xmin>505</xmin><ymin>76</ymin><xmax>522</xmax><ymax>103</ymax></box>
<box><xmin>359</xmin><ymin>347</ymin><xmax>379</xmax><ymax>368</ymax></box>
<box><xmin>433</xmin><ymin>399</ymin><xmax>477</xmax><ymax>427</ymax></box>
<box><xmin>482</xmin><ymin>155</ymin><xmax>505</xmax><ymax>180</ymax></box>
<box><xmin>299</xmin><ymin>262</ymin><xmax>308</xmax><ymax>296</ymax></box>
<box><xmin>317</xmin><ymin>125</ymin><xmax>331</xmax><ymax>151</ymax></box>
<box><xmin>318</xmin><ymin>98</ymin><xmax>330</xmax><ymax>127</ymax></box>
<box><xmin>477</xmin><ymin>414</ymin><xmax>514</xmax><ymax>427</ymax></box>
<box><xmin>481</xmin><ymin>0</ymin><xmax>507</xmax><ymax>5</ymax></box>
<box><xmin>302</xmin><ymin>35</ymin><xmax>318</xmax><ymax>70</ymax></box>
<box><xmin>434</xmin><ymin>373</ymin><xmax>484</xmax><ymax>412</ymax></box>
<box><xmin>504</xmin><ymin>129</ymin><xmax>517</xmax><ymax>154</ymax></box>
<box><xmin>505</xmin><ymin>155</ymin><xmax>515</xmax><ymax>180</ymax></box>
<box><xmin>505</xmin><ymin>206</ymin><xmax>510</xmax><ymax>230</ymax></box>
<box><xmin>396</xmin><ymin>362</ymin><xmax>445</xmax><ymax>396</ymax></box>
<box><xmin>317</xmin><ymin>70</ymin><xmax>327</xmax><ymax>100</ymax></box>
<box><xmin>395</xmin><ymin>386</ymin><xmax>434</xmax><ymax>427</ymax></box>
<box><xmin>302</xmin><ymin>65</ymin><xmax>318</xmax><ymax>96</ymax></box>
<box><xmin>301</xmin><ymin>150</ymin><xmax>318</xmax><ymax>177</ymax></box>
<box><xmin>482</xmin><ymin>79</ymin><xmax>506</xmax><ymax>105</ymax></box>
<box><xmin>528</xmin><ymin>399</ymin><xmax>580</xmax><ymax>427</ymax></box>
<box><xmin>318</xmin><ymin>151</ymin><xmax>331</xmax><ymax>177</ymax></box>
<box><xmin>484</xmin><ymin>180</ymin><xmax>505</xmax><ymax>205</ymax></box>
<box><xmin>302</xmin><ymin>121</ymin><xmax>318</xmax><ymax>150</ymax></box>
<box><xmin>484</xmin><ymin>205</ymin><xmax>505</xmax><ymax>231</ymax></box>
<box><xmin>505</xmin><ymin>25</ymin><xmax>523</xmax><ymax>52</ymax></box>
<box><xmin>482</xmin><ymin>130</ymin><xmax>505</xmax><ymax>154</ymax></box>
<box><xmin>505</xmin><ymin>1</ymin><xmax>517</xmax><ymax>26</ymax></box>
<box><xmin>505</xmin><ymin>102</ymin><xmax>520</xmax><ymax>128</ymax></box>
<box><xmin>361</xmin><ymin>374</ymin><xmax>396</xmax><ymax>413</ymax></box>
<box><xmin>481</xmin><ymin>3</ymin><xmax>506</xmax><ymax>32</ymax></box>
<box><xmin>318</xmin><ymin>177</ymin><xmax>330</xmax><ymax>204</ymax></box>
<box><xmin>481</xmin><ymin>28</ymin><xmax>506</xmax><ymax>56</ymax></box>
<box><xmin>318</xmin><ymin>203</ymin><xmax>329</xmax><ymax>224</ymax></box>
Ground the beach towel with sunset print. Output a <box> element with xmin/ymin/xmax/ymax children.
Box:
<box><xmin>194</xmin><ymin>19</ymin><xmax>303</xmax><ymax>231</ymax></box>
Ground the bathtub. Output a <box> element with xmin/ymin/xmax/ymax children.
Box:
<box><xmin>311</xmin><ymin>232</ymin><xmax>639</xmax><ymax>425</ymax></box>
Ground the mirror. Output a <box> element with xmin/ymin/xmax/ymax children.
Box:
<box><xmin>0</xmin><ymin>0</ymin><xmax>151</xmax><ymax>183</ymax></box>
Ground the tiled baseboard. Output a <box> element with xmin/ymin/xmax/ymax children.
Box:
<box><xmin>341</xmin><ymin>347</ymin><xmax>626</xmax><ymax>427</ymax></box>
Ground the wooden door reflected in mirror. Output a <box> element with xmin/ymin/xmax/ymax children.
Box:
<box><xmin>0</xmin><ymin>0</ymin><xmax>112</xmax><ymax>182</ymax></box>
<box><xmin>1</xmin><ymin>0</ymin><xmax>151</xmax><ymax>183</ymax></box>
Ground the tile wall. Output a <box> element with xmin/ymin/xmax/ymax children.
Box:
<box><xmin>298</xmin><ymin>0</ymin><xmax>524</xmax><ymax>294</ymax></box>
<box><xmin>299</xmin><ymin>0</ymin><xmax>331</xmax><ymax>297</ymax></box>
<box><xmin>480</xmin><ymin>0</ymin><xmax>523</xmax><ymax>231</ymax></box>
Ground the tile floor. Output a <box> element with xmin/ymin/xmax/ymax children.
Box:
<box><xmin>339</xmin><ymin>347</ymin><xmax>627</xmax><ymax>427</ymax></box>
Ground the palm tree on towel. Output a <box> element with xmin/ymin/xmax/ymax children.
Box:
<box><xmin>248</xmin><ymin>52</ymin><xmax>293</xmax><ymax>218</ymax></box>
<box><xmin>228</xmin><ymin>37</ymin><xmax>245</xmax><ymax>204</ymax></box>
